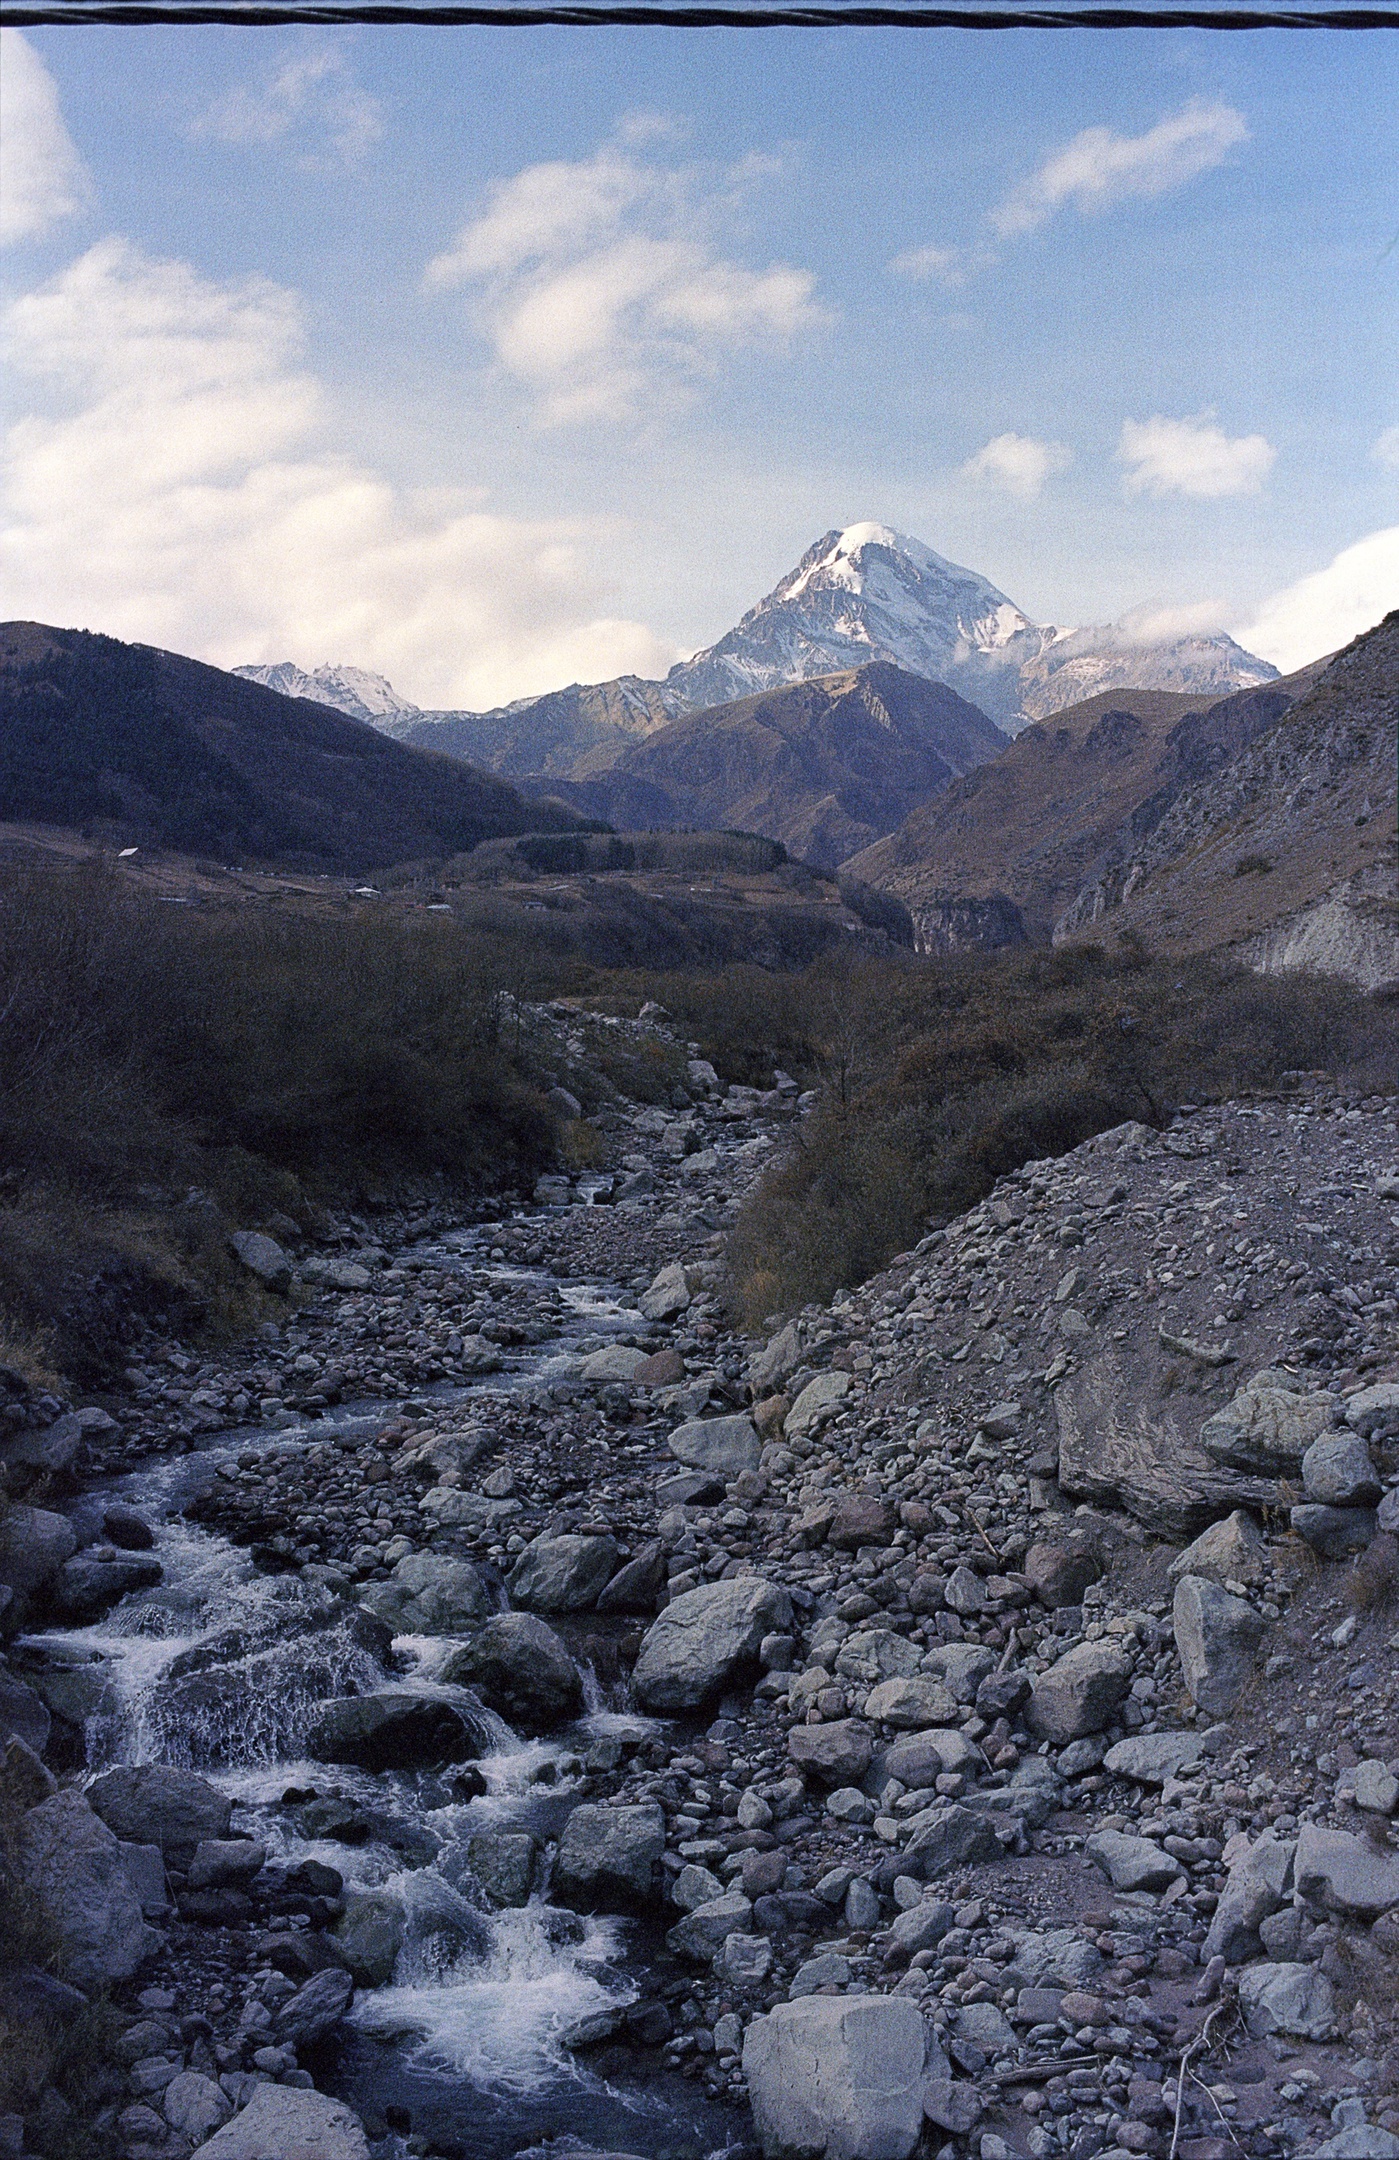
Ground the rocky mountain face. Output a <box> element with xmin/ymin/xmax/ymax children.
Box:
<box><xmin>0</xmin><ymin>623</ymin><xmax>583</xmax><ymax>871</ymax></box>
<box><xmin>1058</xmin><ymin>611</ymin><xmax>1399</xmax><ymax>989</ymax></box>
<box><xmin>233</xmin><ymin>661</ymin><xmax>420</xmax><ymax>726</ymax></box>
<box><xmin>336</xmin><ymin>524</ymin><xmax>1276</xmax><ymax>783</ymax></box>
<box><xmin>519</xmin><ymin>662</ymin><xmax>1009</xmax><ymax>871</ymax></box>
<box><xmin>844</xmin><ymin>650</ymin><xmax>1357</xmax><ymax>953</ymax></box>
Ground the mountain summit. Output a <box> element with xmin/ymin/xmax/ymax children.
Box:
<box><xmin>233</xmin><ymin>661</ymin><xmax>419</xmax><ymax>726</ymax></box>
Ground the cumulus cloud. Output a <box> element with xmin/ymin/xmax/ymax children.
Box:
<box><xmin>1118</xmin><ymin>411</ymin><xmax>1275</xmax><ymax>499</ymax></box>
<box><xmin>887</xmin><ymin>242</ymin><xmax>966</xmax><ymax>286</ymax></box>
<box><xmin>993</xmin><ymin>100</ymin><xmax>1248</xmax><ymax>238</ymax></box>
<box><xmin>1</xmin><ymin>238</ymin><xmax>676</xmax><ymax>709</ymax></box>
<box><xmin>962</xmin><ymin>432</ymin><xmax>1071</xmax><ymax>501</ymax></box>
<box><xmin>1374</xmin><ymin>425</ymin><xmax>1399</xmax><ymax>470</ymax></box>
<box><xmin>189</xmin><ymin>44</ymin><xmax>382</xmax><ymax>162</ymax></box>
<box><xmin>1111</xmin><ymin>597</ymin><xmax>1232</xmax><ymax>645</ymax></box>
<box><xmin>425</xmin><ymin>139</ymin><xmax>825</xmax><ymax>423</ymax></box>
<box><xmin>1235</xmin><ymin>527</ymin><xmax>1399</xmax><ymax>672</ymax></box>
<box><xmin>0</xmin><ymin>31</ymin><xmax>92</xmax><ymax>245</ymax></box>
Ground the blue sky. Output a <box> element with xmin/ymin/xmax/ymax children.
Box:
<box><xmin>2</xmin><ymin>22</ymin><xmax>1395</xmax><ymax>707</ymax></box>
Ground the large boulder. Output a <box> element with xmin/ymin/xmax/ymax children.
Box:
<box><xmin>188</xmin><ymin>2084</ymin><xmax>370</xmax><ymax>2158</ymax></box>
<box><xmin>1173</xmin><ymin>1575</ymin><xmax>1264</xmax><ymax>1716</ymax></box>
<box><xmin>1291</xmin><ymin>1504</ymin><xmax>1377</xmax><ymax>1558</ymax></box>
<box><xmin>632</xmin><ymin>1577</ymin><xmax>792</xmax><ymax>1713</ymax></box>
<box><xmin>1204</xmin><ymin>1829</ymin><xmax>1295</xmax><ymax>1962</ymax></box>
<box><xmin>0</xmin><ymin>1502</ymin><xmax>76</xmax><ymax>1614</ymax></box>
<box><xmin>228</xmin><ymin>1230</ymin><xmax>292</xmax><ymax>1293</ymax></box>
<box><xmin>439</xmin><ymin>1613</ymin><xmax>582</xmax><ymax>1734</ymax></box>
<box><xmin>0</xmin><ymin>1667</ymin><xmax>50</xmax><ymax>1755</ymax></box>
<box><xmin>596</xmin><ymin>1540</ymin><xmax>666</xmax><ymax>1614</ymax></box>
<box><xmin>1055</xmin><ymin>1353</ymin><xmax>1284</xmax><ymax>1536</ymax></box>
<box><xmin>553</xmin><ymin>1802</ymin><xmax>665</xmax><ymax>1913</ymax></box>
<box><xmin>744</xmin><ymin>1995</ymin><xmax>935</xmax><ymax>2160</ymax></box>
<box><xmin>86</xmin><ymin>1764</ymin><xmax>231</xmax><ymax>1862</ymax></box>
<box><xmin>19</xmin><ymin>1791</ymin><xmax>159</xmax><ymax>1988</ymax></box>
<box><xmin>334</xmin><ymin>1888</ymin><xmax>404</xmax><ymax>1986</ymax></box>
<box><xmin>1026</xmin><ymin>1642</ymin><xmax>1130</xmax><ymax>1744</ymax></box>
<box><xmin>1201</xmin><ymin>1384</ymin><xmax>1339</xmax><ymax>1472</ymax></box>
<box><xmin>359</xmin><ymin>1553</ymin><xmax>494</xmax><ymax>1636</ymax></box>
<box><xmin>1166</xmin><ymin>1510</ymin><xmax>1267</xmax><ymax>1589</ymax></box>
<box><xmin>667</xmin><ymin>1414</ymin><xmax>762</xmax><ymax>1479</ymax></box>
<box><xmin>507</xmin><ymin>1534</ymin><xmax>618</xmax><ymax>1612</ymax></box>
<box><xmin>1295</xmin><ymin>1823</ymin><xmax>1399</xmax><ymax>1921</ymax></box>
<box><xmin>276</xmin><ymin>1966</ymin><xmax>355</xmax><ymax>2049</ymax></box>
<box><xmin>307</xmin><ymin>1689</ymin><xmax>485</xmax><ymax>1770</ymax></box>
<box><xmin>639</xmin><ymin>1262</ymin><xmax>691</xmax><ymax>1320</ymax></box>
<box><xmin>1237</xmin><ymin>1961</ymin><xmax>1335</xmax><ymax>2041</ymax></box>
<box><xmin>48</xmin><ymin>1553</ymin><xmax>163</xmax><ymax>1624</ymax></box>
<box><xmin>1301</xmin><ymin>1433</ymin><xmax>1381</xmax><ymax>1507</ymax></box>
<box><xmin>580</xmin><ymin>1345</ymin><xmax>649</xmax><ymax>1384</ymax></box>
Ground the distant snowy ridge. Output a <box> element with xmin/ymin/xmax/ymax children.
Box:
<box><xmin>233</xmin><ymin>661</ymin><xmax>420</xmax><ymax>726</ymax></box>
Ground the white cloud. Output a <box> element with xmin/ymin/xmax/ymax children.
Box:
<box><xmin>962</xmin><ymin>432</ymin><xmax>1071</xmax><ymax>501</ymax></box>
<box><xmin>1112</xmin><ymin>597</ymin><xmax>1232</xmax><ymax>645</ymax></box>
<box><xmin>1235</xmin><ymin>527</ymin><xmax>1399</xmax><ymax>672</ymax></box>
<box><xmin>1</xmin><ymin>238</ymin><xmax>676</xmax><ymax>709</ymax></box>
<box><xmin>1118</xmin><ymin>411</ymin><xmax>1275</xmax><ymax>499</ymax></box>
<box><xmin>887</xmin><ymin>243</ymin><xmax>966</xmax><ymax>286</ymax></box>
<box><xmin>189</xmin><ymin>45</ymin><xmax>382</xmax><ymax>162</ymax></box>
<box><xmin>1374</xmin><ymin>426</ymin><xmax>1399</xmax><ymax>470</ymax></box>
<box><xmin>425</xmin><ymin>139</ymin><xmax>825</xmax><ymax>424</ymax></box>
<box><xmin>0</xmin><ymin>31</ymin><xmax>92</xmax><ymax>245</ymax></box>
<box><xmin>992</xmin><ymin>100</ymin><xmax>1248</xmax><ymax>239</ymax></box>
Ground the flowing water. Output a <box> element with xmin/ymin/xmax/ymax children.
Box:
<box><xmin>22</xmin><ymin>1219</ymin><xmax>742</xmax><ymax>2159</ymax></box>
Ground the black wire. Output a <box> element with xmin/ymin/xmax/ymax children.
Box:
<box><xmin>4</xmin><ymin>0</ymin><xmax>1396</xmax><ymax>21</ymax></box>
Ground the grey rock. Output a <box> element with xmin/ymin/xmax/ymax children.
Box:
<box><xmin>277</xmin><ymin>1966</ymin><xmax>354</xmax><ymax>2047</ymax></box>
<box><xmin>1055</xmin><ymin>1354</ymin><xmax>1283</xmax><ymax>1536</ymax></box>
<box><xmin>1172</xmin><ymin>1574</ymin><xmax>1264</xmax><ymax>1716</ymax></box>
<box><xmin>632</xmin><ymin>1576</ymin><xmax>792</xmax><ymax>1712</ymax></box>
<box><xmin>117</xmin><ymin>1841</ymin><xmax>169</xmax><ymax>1918</ymax></box>
<box><xmin>163</xmin><ymin>2071</ymin><xmax>232</xmax><ymax>2142</ymax></box>
<box><xmin>788</xmin><ymin>1720</ymin><xmax>875</xmax><ymax>1787</ymax></box>
<box><xmin>749</xmin><ymin>1320</ymin><xmax>803</xmax><ymax>1393</ymax></box>
<box><xmin>920</xmin><ymin>1644</ymin><xmax>996</xmax><ymax>1703</ymax></box>
<box><xmin>1301</xmin><ymin>1433</ymin><xmax>1381</xmax><ymax>1507</ymax></box>
<box><xmin>1204</xmin><ymin>1829</ymin><xmax>1296</xmax><ymax>1962</ymax></box>
<box><xmin>901</xmin><ymin>1802</ymin><xmax>1002</xmax><ymax>1876</ymax></box>
<box><xmin>863</xmin><ymin>1676</ymin><xmax>960</xmax><ymax>1729</ymax></box>
<box><xmin>508</xmin><ymin>1533</ymin><xmax>619</xmax><ymax>1612</ymax></box>
<box><xmin>187</xmin><ymin>2083</ymin><xmax>370</xmax><ymax>2158</ymax></box>
<box><xmin>228</xmin><ymin>1231</ymin><xmax>292</xmax><ymax>1293</ymax></box>
<box><xmin>744</xmin><ymin>1995</ymin><xmax>933</xmax><ymax>2160</ymax></box>
<box><xmin>1024</xmin><ymin>1538</ymin><xmax>1103</xmax><ymax>1609</ymax></box>
<box><xmin>1295</xmin><ymin>1822</ymin><xmax>1399</xmax><ymax>1920</ymax></box>
<box><xmin>48</xmin><ymin>1553</ymin><xmax>163</xmax><ymax>1623</ymax></box>
<box><xmin>717</xmin><ymin>1931</ymin><xmax>772</xmax><ymax>1986</ymax></box>
<box><xmin>639</xmin><ymin>1263</ymin><xmax>691</xmax><ymax>1320</ymax></box>
<box><xmin>187</xmin><ymin>1839</ymin><xmax>265</xmax><ymax>1889</ymax></box>
<box><xmin>923</xmin><ymin>2081</ymin><xmax>983</xmax><ymax>2135</ymax></box>
<box><xmin>1201</xmin><ymin>1385</ymin><xmax>1339</xmax><ymax>1471</ymax></box>
<box><xmin>1166</xmin><ymin>1510</ymin><xmax>1267</xmax><ymax>1588</ymax></box>
<box><xmin>671</xmin><ymin>1863</ymin><xmax>727</xmax><ymax>1912</ymax></box>
<box><xmin>334</xmin><ymin>1888</ymin><xmax>404</xmax><ymax>1985</ymax></box>
<box><xmin>885</xmin><ymin>1898</ymin><xmax>955</xmax><ymax>1959</ymax></box>
<box><xmin>1313</xmin><ymin>2135</ymin><xmax>1399</xmax><ymax>2159</ymax></box>
<box><xmin>467</xmin><ymin>1831</ymin><xmax>536</xmax><ymax>1907</ymax></box>
<box><xmin>835</xmin><ymin>1629</ymin><xmax>921</xmax><ymax>1684</ymax></box>
<box><xmin>580</xmin><ymin>1344</ymin><xmax>649</xmax><ymax>1383</ymax></box>
<box><xmin>1346</xmin><ymin>1381</ymin><xmax>1399</xmax><ymax>1440</ymax></box>
<box><xmin>308</xmin><ymin>1689</ymin><xmax>485</xmax><ymax>1770</ymax></box>
<box><xmin>667</xmin><ymin>1413</ymin><xmax>762</xmax><ymax>1478</ymax></box>
<box><xmin>789</xmin><ymin>1952</ymin><xmax>851</xmax><ymax>1997</ymax></box>
<box><xmin>1085</xmin><ymin>1829</ymin><xmax>1185</xmax><ymax>1893</ymax></box>
<box><xmin>1103</xmin><ymin>1731</ymin><xmax>1208</xmax><ymax>1784</ymax></box>
<box><xmin>0</xmin><ymin>1668</ymin><xmax>50</xmax><ymax>1755</ymax></box>
<box><xmin>1026</xmin><ymin>1641</ymin><xmax>1130</xmax><ymax>1743</ymax></box>
<box><xmin>1291</xmin><ymin>1503</ymin><xmax>1377</xmax><ymax>1558</ymax></box>
<box><xmin>554</xmin><ymin>1802</ymin><xmax>665</xmax><ymax>1913</ymax></box>
<box><xmin>1353</xmin><ymin>1759</ymin><xmax>1399</xmax><ymax>1814</ymax></box>
<box><xmin>596</xmin><ymin>1540</ymin><xmax>667</xmax><ymax>1613</ymax></box>
<box><xmin>360</xmin><ymin>1553</ymin><xmax>494</xmax><ymax>1636</ymax></box>
<box><xmin>953</xmin><ymin>2001</ymin><xmax>1016</xmax><ymax>2057</ymax></box>
<box><xmin>104</xmin><ymin>1505</ymin><xmax>156</xmax><ymax>1551</ymax></box>
<box><xmin>439</xmin><ymin>1613</ymin><xmax>582</xmax><ymax>1733</ymax></box>
<box><xmin>785</xmin><ymin>1372</ymin><xmax>851</xmax><ymax>1439</ymax></box>
<box><xmin>1237</xmin><ymin>1961</ymin><xmax>1335</xmax><ymax>2040</ymax></box>
<box><xmin>878</xmin><ymin>1729</ymin><xmax>982</xmax><ymax>1789</ymax></box>
<box><xmin>1</xmin><ymin>1734</ymin><xmax>55</xmax><ymax>1809</ymax></box>
<box><xmin>18</xmin><ymin>1792</ymin><xmax>158</xmax><ymax>1988</ymax></box>
<box><xmin>87</xmin><ymin>1764</ymin><xmax>231</xmax><ymax>1861</ymax></box>
<box><xmin>0</xmin><ymin>1502</ymin><xmax>76</xmax><ymax>1608</ymax></box>
<box><xmin>666</xmin><ymin>1891</ymin><xmax>753</xmax><ymax>1965</ymax></box>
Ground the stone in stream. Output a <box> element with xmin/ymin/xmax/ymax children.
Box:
<box><xmin>276</xmin><ymin>1965</ymin><xmax>355</xmax><ymax>2047</ymax></box>
<box><xmin>47</xmin><ymin>1552</ymin><xmax>163</xmax><ymax>1623</ymax></box>
<box><xmin>744</xmin><ymin>1995</ymin><xmax>936</xmax><ymax>2160</ymax></box>
<box><xmin>1025</xmin><ymin>1640</ymin><xmax>1130</xmax><ymax>1742</ymax></box>
<box><xmin>186</xmin><ymin>1839</ymin><xmax>265</xmax><ymax>1889</ymax></box>
<box><xmin>186</xmin><ymin>2083</ymin><xmax>370</xmax><ymax>2158</ymax></box>
<box><xmin>507</xmin><ymin>1533</ymin><xmax>619</xmax><ymax>1611</ymax></box>
<box><xmin>464</xmin><ymin>1830</ymin><xmax>536</xmax><ymax>1907</ymax></box>
<box><xmin>2</xmin><ymin>1734</ymin><xmax>55</xmax><ymax>1810</ymax></box>
<box><xmin>87</xmin><ymin>1764</ymin><xmax>232</xmax><ymax>1862</ymax></box>
<box><xmin>19</xmin><ymin>1791</ymin><xmax>160</xmax><ymax>1988</ymax></box>
<box><xmin>334</xmin><ymin>1889</ymin><xmax>405</xmax><ymax>1986</ymax></box>
<box><xmin>307</xmin><ymin>1689</ymin><xmax>485</xmax><ymax>1770</ymax></box>
<box><xmin>553</xmin><ymin>1801</ymin><xmax>665</xmax><ymax>1913</ymax></box>
<box><xmin>667</xmin><ymin>1412</ymin><xmax>762</xmax><ymax>1479</ymax></box>
<box><xmin>103</xmin><ymin>1504</ymin><xmax>156</xmax><ymax>1551</ymax></box>
<box><xmin>579</xmin><ymin>1344</ymin><xmax>649</xmax><ymax>1383</ymax></box>
<box><xmin>358</xmin><ymin>1552</ymin><xmax>493</xmax><ymax>1636</ymax></box>
<box><xmin>439</xmin><ymin>1612</ymin><xmax>582</xmax><ymax>1733</ymax></box>
<box><xmin>632</xmin><ymin>1576</ymin><xmax>793</xmax><ymax>1712</ymax></box>
<box><xmin>1172</xmin><ymin>1574</ymin><xmax>1264</xmax><ymax>1716</ymax></box>
<box><xmin>0</xmin><ymin>1667</ymin><xmax>50</xmax><ymax>1756</ymax></box>
<box><xmin>0</xmin><ymin>1501</ymin><xmax>76</xmax><ymax>1612</ymax></box>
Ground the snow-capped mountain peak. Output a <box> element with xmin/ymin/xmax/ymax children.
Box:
<box><xmin>233</xmin><ymin>660</ymin><xmax>419</xmax><ymax>726</ymax></box>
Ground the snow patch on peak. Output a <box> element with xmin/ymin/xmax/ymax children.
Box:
<box><xmin>233</xmin><ymin>660</ymin><xmax>420</xmax><ymax>726</ymax></box>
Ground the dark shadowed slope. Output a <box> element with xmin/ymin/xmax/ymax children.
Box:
<box><xmin>0</xmin><ymin>623</ymin><xmax>586</xmax><ymax>872</ymax></box>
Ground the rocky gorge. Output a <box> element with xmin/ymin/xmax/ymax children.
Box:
<box><xmin>2</xmin><ymin>1000</ymin><xmax>1398</xmax><ymax>2160</ymax></box>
